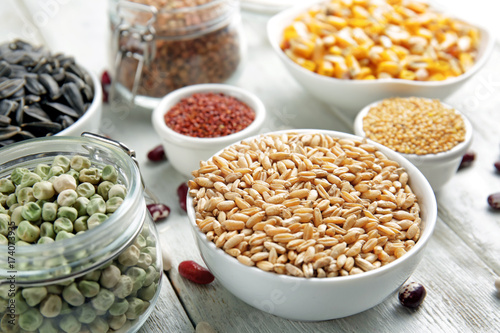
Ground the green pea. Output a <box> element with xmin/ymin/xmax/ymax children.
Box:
<box><xmin>0</xmin><ymin>234</ymin><xmax>7</xmax><ymax>245</ymax></box>
<box><xmin>89</xmin><ymin>193</ymin><xmax>103</xmax><ymax>201</ymax></box>
<box><xmin>74</xmin><ymin>216</ymin><xmax>88</xmax><ymax>232</ymax></box>
<box><xmin>52</xmin><ymin>174</ymin><xmax>77</xmax><ymax>193</ymax></box>
<box><xmin>137</xmin><ymin>252</ymin><xmax>153</xmax><ymax>270</ymax></box>
<box><xmin>106</xmin><ymin>196</ymin><xmax>124</xmax><ymax>213</ymax></box>
<box><xmin>47</xmin><ymin>165</ymin><xmax>65</xmax><ymax>179</ymax></box>
<box><xmin>62</xmin><ymin>282</ymin><xmax>85</xmax><ymax>307</ymax></box>
<box><xmin>100</xmin><ymin>265</ymin><xmax>121</xmax><ymax>289</ymax></box>
<box><xmin>21</xmin><ymin>286</ymin><xmax>47</xmax><ymax>306</ymax></box>
<box><xmin>19</xmin><ymin>308</ymin><xmax>43</xmax><ymax>331</ymax></box>
<box><xmin>108</xmin><ymin>298</ymin><xmax>129</xmax><ymax>316</ymax></box>
<box><xmin>47</xmin><ymin>285</ymin><xmax>63</xmax><ymax>295</ymax></box>
<box><xmin>70</xmin><ymin>155</ymin><xmax>91</xmax><ymax>172</ymax></box>
<box><xmin>12</xmin><ymin>292</ymin><xmax>28</xmax><ymax>315</ymax></box>
<box><xmin>125</xmin><ymin>297</ymin><xmax>146</xmax><ymax>320</ymax></box>
<box><xmin>88</xmin><ymin>316</ymin><xmax>109</xmax><ymax>333</ymax></box>
<box><xmin>21</xmin><ymin>202</ymin><xmax>42</xmax><ymax>222</ymax></box>
<box><xmin>86</xmin><ymin>197</ymin><xmax>106</xmax><ymax>216</ymax></box>
<box><xmin>74</xmin><ymin>197</ymin><xmax>90</xmax><ymax>217</ymax></box>
<box><xmin>112</xmin><ymin>275</ymin><xmax>133</xmax><ymax>299</ymax></box>
<box><xmin>55</xmin><ymin>230</ymin><xmax>75</xmax><ymax>242</ymax></box>
<box><xmin>40</xmin><ymin>221</ymin><xmax>56</xmax><ymax>238</ymax></box>
<box><xmin>6</xmin><ymin>193</ymin><xmax>17</xmax><ymax>207</ymax></box>
<box><xmin>54</xmin><ymin>217</ymin><xmax>73</xmax><ymax>234</ymax></box>
<box><xmin>108</xmin><ymin>314</ymin><xmax>127</xmax><ymax>330</ymax></box>
<box><xmin>126</xmin><ymin>267</ymin><xmax>147</xmax><ymax>293</ymax></box>
<box><xmin>143</xmin><ymin>266</ymin><xmax>158</xmax><ymax>287</ymax></box>
<box><xmin>78</xmin><ymin>280</ymin><xmax>100</xmax><ymax>298</ymax></box>
<box><xmin>34</xmin><ymin>163</ymin><xmax>50</xmax><ymax>179</ymax></box>
<box><xmin>16</xmin><ymin>187</ymin><xmax>35</xmax><ymax>204</ymax></box>
<box><xmin>57</xmin><ymin>189</ymin><xmax>78</xmax><ymax>206</ymax></box>
<box><xmin>113</xmin><ymin>320</ymin><xmax>132</xmax><ymax>333</ymax></box>
<box><xmin>87</xmin><ymin>213</ymin><xmax>108</xmax><ymax>230</ymax></box>
<box><xmin>11</xmin><ymin>168</ymin><xmax>29</xmax><ymax>185</ymax></box>
<box><xmin>138</xmin><ymin>282</ymin><xmax>157</xmax><ymax>301</ymax></box>
<box><xmin>118</xmin><ymin>245</ymin><xmax>140</xmax><ymax>267</ymax></box>
<box><xmin>17</xmin><ymin>220</ymin><xmax>40</xmax><ymax>243</ymax></box>
<box><xmin>0</xmin><ymin>298</ymin><xmax>7</xmax><ymax>313</ymax></box>
<box><xmin>39</xmin><ymin>294</ymin><xmax>62</xmax><ymax>318</ymax></box>
<box><xmin>79</xmin><ymin>168</ymin><xmax>101</xmax><ymax>185</ymax></box>
<box><xmin>19</xmin><ymin>172</ymin><xmax>42</xmax><ymax>188</ymax></box>
<box><xmin>1</xmin><ymin>313</ymin><xmax>19</xmax><ymax>333</ymax></box>
<box><xmin>141</xmin><ymin>246</ymin><xmax>158</xmax><ymax>263</ymax></box>
<box><xmin>75</xmin><ymin>303</ymin><xmax>96</xmax><ymax>324</ymax></box>
<box><xmin>96</xmin><ymin>180</ymin><xmax>113</xmax><ymax>201</ymax></box>
<box><xmin>0</xmin><ymin>203</ymin><xmax>6</xmax><ymax>215</ymax></box>
<box><xmin>101</xmin><ymin>164</ymin><xmax>118</xmax><ymax>183</ymax></box>
<box><xmin>59</xmin><ymin>300</ymin><xmax>72</xmax><ymax>315</ymax></box>
<box><xmin>83</xmin><ymin>270</ymin><xmax>101</xmax><ymax>282</ymax></box>
<box><xmin>42</xmin><ymin>202</ymin><xmax>58</xmax><ymax>222</ymax></box>
<box><xmin>66</xmin><ymin>169</ymin><xmax>80</xmax><ymax>183</ymax></box>
<box><xmin>38</xmin><ymin>236</ymin><xmax>55</xmax><ymax>244</ymax></box>
<box><xmin>52</xmin><ymin>155</ymin><xmax>71</xmax><ymax>172</ymax></box>
<box><xmin>76</xmin><ymin>182</ymin><xmax>96</xmax><ymax>198</ymax></box>
<box><xmin>57</xmin><ymin>206</ymin><xmax>78</xmax><ymax>222</ymax></box>
<box><xmin>108</xmin><ymin>184</ymin><xmax>127</xmax><ymax>199</ymax></box>
<box><xmin>0</xmin><ymin>178</ymin><xmax>15</xmax><ymax>194</ymax></box>
<box><xmin>0</xmin><ymin>214</ymin><xmax>10</xmax><ymax>236</ymax></box>
<box><xmin>59</xmin><ymin>314</ymin><xmax>81</xmax><ymax>333</ymax></box>
<box><xmin>92</xmin><ymin>288</ymin><xmax>115</xmax><ymax>312</ymax></box>
<box><xmin>38</xmin><ymin>319</ymin><xmax>58</xmax><ymax>333</ymax></box>
<box><xmin>15</xmin><ymin>240</ymin><xmax>31</xmax><ymax>246</ymax></box>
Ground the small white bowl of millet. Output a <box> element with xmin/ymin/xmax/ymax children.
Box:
<box><xmin>152</xmin><ymin>84</ymin><xmax>267</xmax><ymax>177</ymax></box>
<box><xmin>354</xmin><ymin>97</ymin><xmax>473</xmax><ymax>191</ymax></box>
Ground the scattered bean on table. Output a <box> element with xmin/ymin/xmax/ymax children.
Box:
<box><xmin>164</xmin><ymin>93</ymin><xmax>255</xmax><ymax>138</ymax></box>
<box><xmin>177</xmin><ymin>182</ymin><xmax>189</xmax><ymax>212</ymax></box>
<box><xmin>362</xmin><ymin>97</ymin><xmax>466</xmax><ymax>155</ymax></box>
<box><xmin>398</xmin><ymin>281</ymin><xmax>427</xmax><ymax>308</ymax></box>
<box><xmin>459</xmin><ymin>151</ymin><xmax>476</xmax><ymax>169</ymax></box>
<box><xmin>147</xmin><ymin>144</ymin><xmax>166</xmax><ymax>162</ymax></box>
<box><xmin>280</xmin><ymin>0</ymin><xmax>480</xmax><ymax>81</ymax></box>
<box><xmin>178</xmin><ymin>260</ymin><xmax>215</xmax><ymax>285</ymax></box>
<box><xmin>147</xmin><ymin>203</ymin><xmax>171</xmax><ymax>222</ymax></box>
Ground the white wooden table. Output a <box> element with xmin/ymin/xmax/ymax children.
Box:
<box><xmin>2</xmin><ymin>1</ymin><xmax>500</xmax><ymax>332</ymax></box>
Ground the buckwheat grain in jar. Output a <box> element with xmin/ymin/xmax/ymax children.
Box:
<box><xmin>108</xmin><ymin>0</ymin><xmax>244</xmax><ymax>109</ymax></box>
<box><xmin>0</xmin><ymin>135</ymin><xmax>162</xmax><ymax>333</ymax></box>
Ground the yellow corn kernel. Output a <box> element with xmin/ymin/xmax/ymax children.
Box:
<box><xmin>326</xmin><ymin>15</ymin><xmax>348</xmax><ymax>29</ymax></box>
<box><xmin>349</xmin><ymin>18</ymin><xmax>370</xmax><ymax>28</ymax></box>
<box><xmin>429</xmin><ymin>73</ymin><xmax>446</xmax><ymax>81</ymax></box>
<box><xmin>290</xmin><ymin>39</ymin><xmax>315</xmax><ymax>59</ymax></box>
<box><xmin>380</xmin><ymin>49</ymin><xmax>399</xmax><ymax>62</ymax></box>
<box><xmin>468</xmin><ymin>28</ymin><xmax>480</xmax><ymax>45</ymax></box>
<box><xmin>351</xmin><ymin>45</ymin><xmax>370</xmax><ymax>59</ymax></box>
<box><xmin>353</xmin><ymin>5</ymin><xmax>369</xmax><ymax>19</ymax></box>
<box><xmin>312</xmin><ymin>37</ymin><xmax>325</xmax><ymax>63</ymax></box>
<box><xmin>406</xmin><ymin>1</ymin><xmax>428</xmax><ymax>13</ymax></box>
<box><xmin>334</xmin><ymin>61</ymin><xmax>349</xmax><ymax>79</ymax></box>
<box><xmin>377</xmin><ymin>61</ymin><xmax>400</xmax><ymax>76</ymax></box>
<box><xmin>398</xmin><ymin>69</ymin><xmax>416</xmax><ymax>80</ymax></box>
<box><xmin>459</xmin><ymin>53</ymin><xmax>474</xmax><ymax>72</ymax></box>
<box><xmin>391</xmin><ymin>45</ymin><xmax>409</xmax><ymax>59</ymax></box>
<box><xmin>416</xmin><ymin>28</ymin><xmax>433</xmax><ymax>40</ymax></box>
<box><xmin>386</xmin><ymin>11</ymin><xmax>403</xmax><ymax>25</ymax></box>
<box><xmin>354</xmin><ymin>66</ymin><xmax>372</xmax><ymax>79</ymax></box>
<box><xmin>328</xmin><ymin>46</ymin><xmax>343</xmax><ymax>55</ymax></box>
<box><xmin>430</xmin><ymin>60</ymin><xmax>450</xmax><ymax>74</ymax></box>
<box><xmin>346</xmin><ymin>54</ymin><xmax>361</xmax><ymax>77</ymax></box>
<box><xmin>283</xmin><ymin>26</ymin><xmax>299</xmax><ymax>41</ymax></box>
<box><xmin>318</xmin><ymin>61</ymin><xmax>334</xmax><ymax>76</ymax></box>
<box><xmin>362</xmin><ymin>74</ymin><xmax>376</xmax><ymax>80</ymax></box>
<box><xmin>296</xmin><ymin>58</ymin><xmax>317</xmax><ymax>72</ymax></box>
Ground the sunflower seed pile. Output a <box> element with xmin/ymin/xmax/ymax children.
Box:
<box><xmin>0</xmin><ymin>40</ymin><xmax>95</xmax><ymax>147</ymax></box>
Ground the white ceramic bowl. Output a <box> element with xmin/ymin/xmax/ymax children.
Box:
<box><xmin>152</xmin><ymin>84</ymin><xmax>266</xmax><ymax>177</ymax></box>
<box><xmin>56</xmin><ymin>66</ymin><xmax>103</xmax><ymax>137</ymax></box>
<box><xmin>353</xmin><ymin>98</ymin><xmax>473</xmax><ymax>192</ymax></box>
<box><xmin>266</xmin><ymin>1</ymin><xmax>495</xmax><ymax>119</ymax></box>
<box><xmin>187</xmin><ymin>129</ymin><xmax>437</xmax><ymax>321</ymax></box>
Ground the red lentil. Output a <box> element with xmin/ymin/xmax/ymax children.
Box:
<box><xmin>164</xmin><ymin>92</ymin><xmax>255</xmax><ymax>138</ymax></box>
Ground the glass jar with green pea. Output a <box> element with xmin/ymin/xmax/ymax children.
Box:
<box><xmin>0</xmin><ymin>136</ymin><xmax>162</xmax><ymax>333</ymax></box>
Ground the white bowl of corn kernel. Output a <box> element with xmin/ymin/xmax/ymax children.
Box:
<box><xmin>186</xmin><ymin>129</ymin><xmax>437</xmax><ymax>321</ymax></box>
<box><xmin>267</xmin><ymin>0</ymin><xmax>494</xmax><ymax>118</ymax></box>
<box><xmin>354</xmin><ymin>97</ymin><xmax>473</xmax><ymax>191</ymax></box>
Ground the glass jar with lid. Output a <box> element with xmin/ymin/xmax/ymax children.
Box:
<box><xmin>0</xmin><ymin>134</ymin><xmax>162</xmax><ymax>333</ymax></box>
<box><xmin>108</xmin><ymin>0</ymin><xmax>244</xmax><ymax>109</ymax></box>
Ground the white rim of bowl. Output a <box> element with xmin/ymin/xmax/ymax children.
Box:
<box><xmin>187</xmin><ymin>129</ymin><xmax>438</xmax><ymax>284</ymax></box>
<box><xmin>353</xmin><ymin>98</ymin><xmax>473</xmax><ymax>163</ymax></box>
<box><xmin>267</xmin><ymin>0</ymin><xmax>495</xmax><ymax>88</ymax></box>
<box><xmin>152</xmin><ymin>84</ymin><xmax>266</xmax><ymax>148</ymax></box>
<box><xmin>56</xmin><ymin>66</ymin><xmax>102</xmax><ymax>136</ymax></box>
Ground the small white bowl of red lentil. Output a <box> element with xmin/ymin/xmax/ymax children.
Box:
<box><xmin>354</xmin><ymin>97</ymin><xmax>473</xmax><ymax>192</ymax></box>
<box><xmin>152</xmin><ymin>84</ymin><xmax>267</xmax><ymax>177</ymax></box>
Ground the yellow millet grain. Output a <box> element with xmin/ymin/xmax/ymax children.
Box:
<box><xmin>362</xmin><ymin>97</ymin><xmax>466</xmax><ymax>155</ymax></box>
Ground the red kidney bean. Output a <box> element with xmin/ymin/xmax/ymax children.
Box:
<box><xmin>147</xmin><ymin>203</ymin><xmax>170</xmax><ymax>222</ymax></box>
<box><xmin>177</xmin><ymin>182</ymin><xmax>188</xmax><ymax>212</ymax></box>
<box><xmin>487</xmin><ymin>193</ymin><xmax>500</xmax><ymax>210</ymax></box>
<box><xmin>459</xmin><ymin>151</ymin><xmax>475</xmax><ymax>169</ymax></box>
<box><xmin>178</xmin><ymin>260</ymin><xmax>214</xmax><ymax>284</ymax></box>
<box><xmin>398</xmin><ymin>282</ymin><xmax>426</xmax><ymax>308</ymax></box>
<box><xmin>164</xmin><ymin>93</ymin><xmax>255</xmax><ymax>138</ymax></box>
<box><xmin>147</xmin><ymin>144</ymin><xmax>166</xmax><ymax>162</ymax></box>
<box><xmin>101</xmin><ymin>70</ymin><xmax>111</xmax><ymax>103</ymax></box>
<box><xmin>494</xmin><ymin>161</ymin><xmax>500</xmax><ymax>173</ymax></box>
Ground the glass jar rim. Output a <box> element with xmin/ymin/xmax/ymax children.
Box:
<box><xmin>0</xmin><ymin>136</ymin><xmax>145</xmax><ymax>284</ymax></box>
